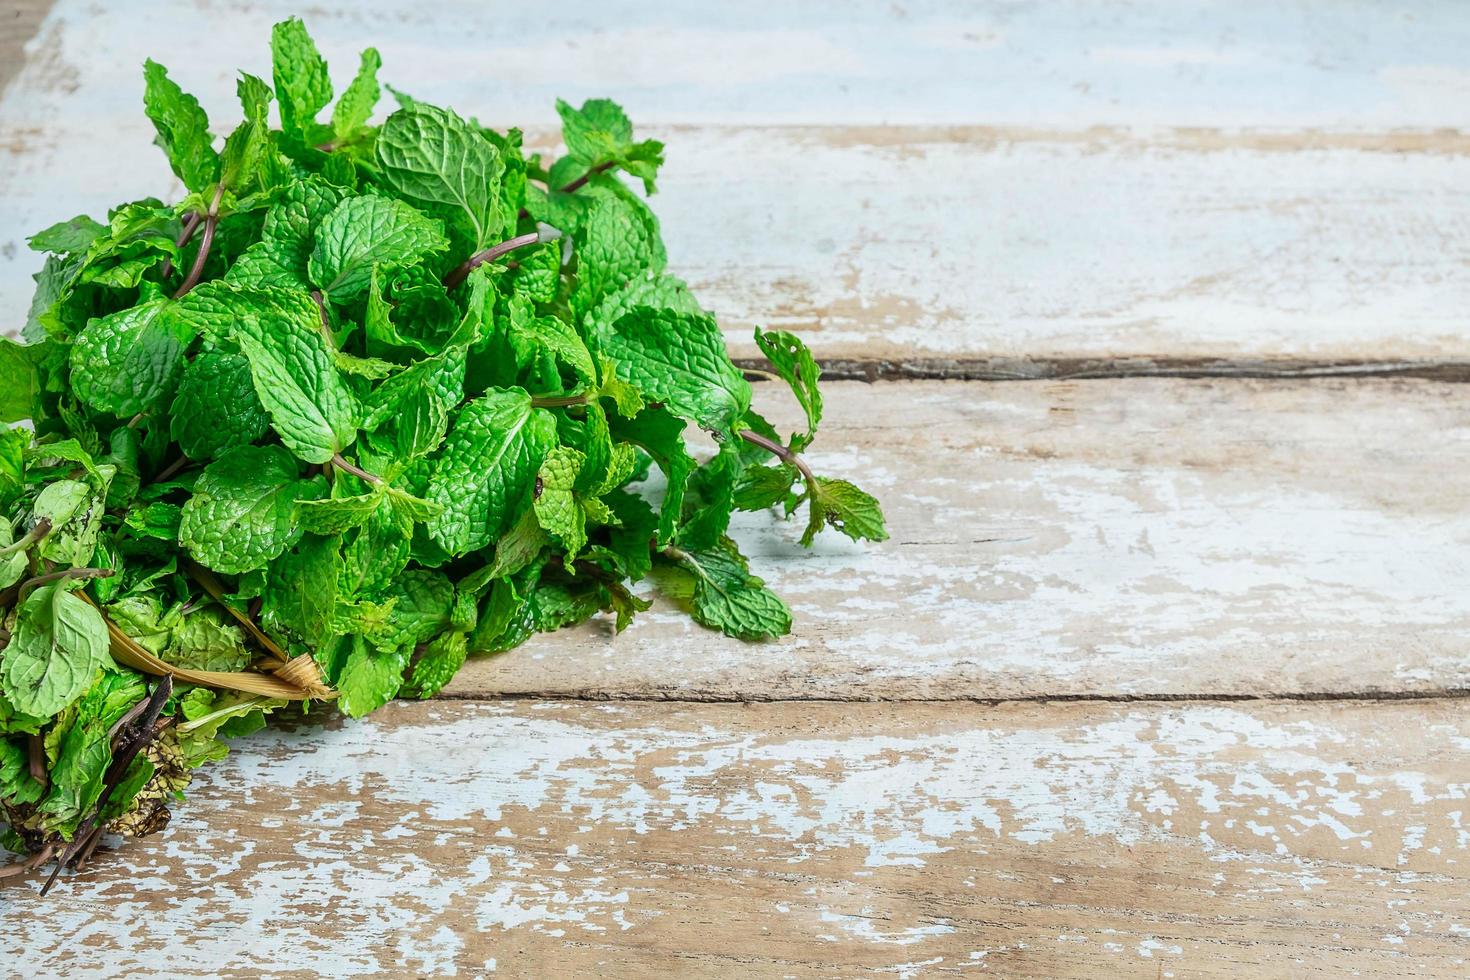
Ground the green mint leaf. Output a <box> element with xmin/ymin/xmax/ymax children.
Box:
<box><xmin>804</xmin><ymin>477</ymin><xmax>889</xmax><ymax>546</ymax></box>
<box><xmin>309</xmin><ymin>195</ymin><xmax>448</xmax><ymax>299</ymax></box>
<box><xmin>221</xmin><ymin>284</ymin><xmax>360</xmax><ymax>462</ymax></box>
<box><xmin>218</xmin><ymin>73</ymin><xmax>275</xmax><ymax>191</ymax></box>
<box><xmin>28</xmin><ymin>215</ymin><xmax>107</xmax><ymax>255</ymax></box>
<box><xmin>376</xmin><ymin>103</ymin><xmax>507</xmax><ymax>249</ymax></box>
<box><xmin>33</xmin><ymin>477</ymin><xmax>107</xmax><ymax>568</ymax></box>
<box><xmin>334</xmin><ymin>635</ymin><xmax>408</xmax><ymax>718</ymax></box>
<box><xmin>165</xmin><ymin>608</ymin><xmax>251</xmax><ymax>672</ymax></box>
<box><xmin>170</xmin><ymin>351</ymin><xmax>271</xmax><ymax>460</ymax></box>
<box><xmin>673</xmin><ymin>538</ymin><xmax>792</xmax><ymax>641</ymax></box>
<box><xmin>375</xmin><ymin>570</ymin><xmax>454</xmax><ymax>649</ymax></box>
<box><xmin>0</xmin><ymin>339</ymin><xmax>43</xmax><ymax>423</ymax></box>
<box><xmin>571</xmin><ymin>192</ymin><xmax>665</xmax><ymax>317</ymax></box>
<box><xmin>296</xmin><ymin>486</ymin><xmax>386</xmax><ymax>536</ymax></box>
<box><xmin>753</xmin><ymin>327</ymin><xmax>823</xmax><ymax>448</ymax></box>
<box><xmin>143</xmin><ymin>59</ymin><xmax>219</xmax><ymax>192</ymax></box>
<box><xmin>555</xmin><ymin>98</ymin><xmax>665</xmax><ymax>193</ymax></box>
<box><xmin>484</xmin><ymin>508</ymin><xmax>550</xmax><ymax>580</ymax></box>
<box><xmin>36</xmin><ymin>712</ymin><xmax>109</xmax><ymax>833</ymax></box>
<box><xmin>262</xmin><ymin>533</ymin><xmax>342</xmax><ymax>653</ymax></box>
<box><xmin>332</xmin><ymin>48</ymin><xmax>382</xmax><ymax>140</ymax></box>
<box><xmin>533</xmin><ymin>446</ymin><xmax>587</xmax><ymax>558</ymax></box>
<box><xmin>426</xmin><ymin>389</ymin><xmax>556</xmax><ymax>555</ymax></box>
<box><xmin>69</xmin><ymin>296</ymin><xmax>196</xmax><ymax>417</ymax></box>
<box><xmin>609</xmin><ymin>406</ymin><xmax>695</xmax><ymax>546</ymax></box>
<box><xmin>1</xmin><ymin>586</ymin><xmax>111</xmax><ymax>718</ymax></box>
<box><xmin>402</xmin><ymin>630</ymin><xmax>467</xmax><ymax>699</ymax></box>
<box><xmin>603</xmin><ymin>307</ymin><xmax>751</xmax><ymax>434</ymax></box>
<box><xmin>179</xmin><ymin>445</ymin><xmax>327</xmax><ymax>574</ymax></box>
<box><xmin>228</xmin><ymin>176</ymin><xmax>346</xmax><ymax>290</ymax></box>
<box><xmin>270</xmin><ymin>17</ymin><xmax>332</xmax><ymax>142</ymax></box>
<box><xmin>733</xmin><ymin>464</ymin><xmax>800</xmax><ymax>513</ymax></box>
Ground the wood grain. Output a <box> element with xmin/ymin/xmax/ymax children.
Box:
<box><xmin>3</xmin><ymin>699</ymin><xmax>1468</xmax><ymax>977</ymax></box>
<box><xmin>447</xmin><ymin>377</ymin><xmax>1470</xmax><ymax>700</ymax></box>
<box><xmin>4</xmin><ymin>2</ymin><xmax>1470</xmax><ymax>363</ymax></box>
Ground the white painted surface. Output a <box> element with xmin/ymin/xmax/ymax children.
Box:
<box><xmin>3</xmin><ymin>2</ymin><xmax>1470</xmax><ymax>360</ymax></box>
<box><xmin>449</xmin><ymin>379</ymin><xmax>1470</xmax><ymax>699</ymax></box>
<box><xmin>3</xmin><ymin>700</ymin><xmax>1468</xmax><ymax>976</ymax></box>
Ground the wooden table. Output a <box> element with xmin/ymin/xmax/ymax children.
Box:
<box><xmin>3</xmin><ymin>1</ymin><xmax>1470</xmax><ymax>976</ymax></box>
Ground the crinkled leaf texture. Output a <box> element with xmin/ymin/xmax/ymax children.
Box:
<box><xmin>426</xmin><ymin>389</ymin><xmax>556</xmax><ymax>555</ymax></box>
<box><xmin>179</xmin><ymin>445</ymin><xmax>326</xmax><ymax>574</ymax></box>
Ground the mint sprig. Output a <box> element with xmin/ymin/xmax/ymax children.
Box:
<box><xmin>0</xmin><ymin>17</ymin><xmax>887</xmax><ymax>877</ymax></box>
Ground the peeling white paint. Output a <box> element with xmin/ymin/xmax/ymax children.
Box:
<box><xmin>3</xmin><ymin>702</ymin><xmax>1467</xmax><ymax>976</ymax></box>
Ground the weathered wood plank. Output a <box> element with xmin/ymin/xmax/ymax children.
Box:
<box><xmin>4</xmin><ymin>699</ymin><xmax>1468</xmax><ymax>977</ymax></box>
<box><xmin>4</xmin><ymin>4</ymin><xmax>1470</xmax><ymax>362</ymax></box>
<box><xmin>448</xmin><ymin>377</ymin><xmax>1470</xmax><ymax>700</ymax></box>
<box><xmin>8</xmin><ymin>0</ymin><xmax>1470</xmax><ymax>127</ymax></box>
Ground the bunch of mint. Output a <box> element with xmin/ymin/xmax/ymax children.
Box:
<box><xmin>0</xmin><ymin>18</ymin><xmax>884</xmax><ymax>882</ymax></box>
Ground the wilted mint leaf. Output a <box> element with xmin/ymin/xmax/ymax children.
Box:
<box><xmin>1</xmin><ymin>586</ymin><xmax>111</xmax><ymax>718</ymax></box>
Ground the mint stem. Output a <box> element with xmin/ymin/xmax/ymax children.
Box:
<box><xmin>738</xmin><ymin>429</ymin><xmax>815</xmax><ymax>487</ymax></box>
<box><xmin>331</xmin><ymin>453</ymin><xmax>382</xmax><ymax>486</ymax></box>
<box><xmin>0</xmin><ymin>518</ymin><xmax>51</xmax><ymax>559</ymax></box>
<box><xmin>556</xmin><ymin>160</ymin><xmax>616</xmax><ymax>196</ymax></box>
<box><xmin>531</xmin><ymin>393</ymin><xmax>590</xmax><ymax>409</ymax></box>
<box><xmin>160</xmin><ymin>211</ymin><xmax>202</xmax><ymax>279</ymax></box>
<box><xmin>443</xmin><ymin>231</ymin><xmax>541</xmax><ymax>290</ymax></box>
<box><xmin>152</xmin><ymin>455</ymin><xmax>189</xmax><ymax>484</ymax></box>
<box><xmin>17</xmin><ymin>567</ymin><xmax>113</xmax><ymax>603</ymax></box>
<box><xmin>173</xmin><ymin>184</ymin><xmax>226</xmax><ymax>299</ymax></box>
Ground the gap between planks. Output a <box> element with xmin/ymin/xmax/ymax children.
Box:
<box><xmin>760</xmin><ymin>358</ymin><xmax>1470</xmax><ymax>383</ymax></box>
<box><xmin>428</xmin><ymin>689</ymin><xmax>1470</xmax><ymax>706</ymax></box>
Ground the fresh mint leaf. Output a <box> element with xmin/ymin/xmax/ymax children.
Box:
<box><xmin>332</xmin><ymin>48</ymin><xmax>382</xmax><ymax>140</ymax></box>
<box><xmin>170</xmin><ymin>351</ymin><xmax>271</xmax><ymax>459</ymax></box>
<box><xmin>753</xmin><ymin>327</ymin><xmax>823</xmax><ymax>448</ymax></box>
<box><xmin>70</xmin><ymin>296</ymin><xmax>196</xmax><ymax>417</ymax></box>
<box><xmin>143</xmin><ymin>59</ymin><xmax>219</xmax><ymax>192</ymax></box>
<box><xmin>222</xmin><ymin>283</ymin><xmax>360</xmax><ymax>462</ymax></box>
<box><xmin>804</xmin><ymin>477</ymin><xmax>889</xmax><ymax>546</ymax></box>
<box><xmin>179</xmin><ymin>445</ymin><xmax>327</xmax><ymax>574</ymax></box>
<box><xmin>533</xmin><ymin>445</ymin><xmax>587</xmax><ymax>558</ymax></box>
<box><xmin>309</xmin><ymin>195</ymin><xmax>448</xmax><ymax>299</ymax></box>
<box><xmin>377</xmin><ymin>104</ymin><xmax>507</xmax><ymax>249</ymax></box>
<box><xmin>426</xmin><ymin>389</ymin><xmax>555</xmax><ymax>555</ymax></box>
<box><xmin>603</xmin><ymin>307</ymin><xmax>751</xmax><ymax>434</ymax></box>
<box><xmin>670</xmin><ymin>538</ymin><xmax>792</xmax><ymax>641</ymax></box>
<box><xmin>271</xmin><ymin>17</ymin><xmax>332</xmax><ymax>143</ymax></box>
